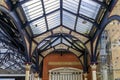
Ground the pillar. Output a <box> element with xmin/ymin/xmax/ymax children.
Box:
<box><xmin>34</xmin><ymin>72</ymin><xmax>39</xmax><ymax>80</ymax></box>
<box><xmin>25</xmin><ymin>63</ymin><xmax>31</xmax><ymax>80</ymax></box>
<box><xmin>83</xmin><ymin>73</ymin><xmax>88</xmax><ymax>80</ymax></box>
<box><xmin>103</xmin><ymin>66</ymin><xmax>108</xmax><ymax>80</ymax></box>
<box><xmin>91</xmin><ymin>64</ymin><xmax>97</xmax><ymax>80</ymax></box>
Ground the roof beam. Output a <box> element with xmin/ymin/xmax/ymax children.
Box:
<box><xmin>0</xmin><ymin>20</ymin><xmax>24</xmax><ymax>51</ymax></box>
<box><xmin>60</xmin><ymin>0</ymin><xmax>63</xmax><ymax>25</ymax></box>
<box><xmin>62</xmin><ymin>34</ymin><xmax>84</xmax><ymax>53</ymax></box>
<box><xmin>25</xmin><ymin>9</ymin><xmax>60</xmax><ymax>27</ymax></box>
<box><xmin>38</xmin><ymin>36</ymin><xmax>60</xmax><ymax>53</ymax></box>
<box><xmin>74</xmin><ymin>0</ymin><xmax>82</xmax><ymax>30</ymax></box>
<box><xmin>41</xmin><ymin>0</ymin><xmax>49</xmax><ymax>30</ymax></box>
<box><xmin>63</xmin><ymin>8</ymin><xmax>94</xmax><ymax>23</ymax></box>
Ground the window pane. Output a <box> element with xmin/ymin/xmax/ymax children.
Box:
<box><xmin>44</xmin><ymin>0</ymin><xmax>60</xmax><ymax>13</ymax></box>
<box><xmin>52</xmin><ymin>38</ymin><xmax>61</xmax><ymax>46</ymax></box>
<box><xmin>38</xmin><ymin>41</ymin><xmax>47</xmax><ymax>49</ymax></box>
<box><xmin>76</xmin><ymin>18</ymin><xmax>93</xmax><ymax>34</ymax></box>
<box><xmin>63</xmin><ymin>11</ymin><xmax>76</xmax><ymax>30</ymax></box>
<box><xmin>47</xmin><ymin>11</ymin><xmax>60</xmax><ymax>29</ymax></box>
<box><xmin>79</xmin><ymin>0</ymin><xmax>100</xmax><ymax>19</ymax></box>
<box><xmin>30</xmin><ymin>17</ymin><xmax>47</xmax><ymax>34</ymax></box>
<box><xmin>62</xmin><ymin>38</ymin><xmax>71</xmax><ymax>46</ymax></box>
<box><xmin>22</xmin><ymin>0</ymin><xmax>43</xmax><ymax>21</ymax></box>
<box><xmin>63</xmin><ymin>0</ymin><xmax>79</xmax><ymax>13</ymax></box>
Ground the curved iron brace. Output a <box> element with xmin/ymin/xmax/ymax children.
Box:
<box><xmin>0</xmin><ymin>6</ymin><xmax>30</xmax><ymax>62</ymax></box>
<box><xmin>31</xmin><ymin>33</ymin><xmax>90</xmax><ymax>76</ymax></box>
<box><xmin>30</xmin><ymin>49</ymin><xmax>44</xmax><ymax>77</ymax></box>
<box><xmin>0</xmin><ymin>20</ymin><xmax>24</xmax><ymax>51</ymax></box>
<box><xmin>94</xmin><ymin>15</ymin><xmax>120</xmax><ymax>62</ymax></box>
<box><xmin>90</xmin><ymin>0</ymin><xmax>118</xmax><ymax>64</ymax></box>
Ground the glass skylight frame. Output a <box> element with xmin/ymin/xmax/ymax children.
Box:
<box><xmin>63</xmin><ymin>0</ymin><xmax>79</xmax><ymax>14</ymax></box>
<box><xmin>79</xmin><ymin>0</ymin><xmax>101</xmax><ymax>19</ymax></box>
<box><xmin>51</xmin><ymin>38</ymin><xmax>61</xmax><ymax>46</ymax></box>
<box><xmin>76</xmin><ymin>17</ymin><xmax>93</xmax><ymax>34</ymax></box>
<box><xmin>20</xmin><ymin>0</ymin><xmax>102</xmax><ymax>36</ymax></box>
<box><xmin>47</xmin><ymin>11</ymin><xmax>60</xmax><ymax>29</ymax></box>
<box><xmin>44</xmin><ymin>0</ymin><xmax>60</xmax><ymax>14</ymax></box>
<box><xmin>63</xmin><ymin>11</ymin><xmax>76</xmax><ymax>30</ymax></box>
<box><xmin>30</xmin><ymin>17</ymin><xmax>47</xmax><ymax>35</ymax></box>
<box><xmin>22</xmin><ymin>0</ymin><xmax>43</xmax><ymax>21</ymax></box>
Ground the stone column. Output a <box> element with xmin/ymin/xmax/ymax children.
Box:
<box><xmin>25</xmin><ymin>63</ymin><xmax>30</xmax><ymax>80</ymax></box>
<box><xmin>81</xmin><ymin>72</ymin><xmax>83</xmax><ymax>80</ymax></box>
<box><xmin>103</xmin><ymin>66</ymin><xmax>108</xmax><ymax>80</ymax></box>
<box><xmin>91</xmin><ymin>64</ymin><xmax>97</xmax><ymax>80</ymax></box>
<box><xmin>83</xmin><ymin>73</ymin><xmax>88</xmax><ymax>80</ymax></box>
<box><xmin>34</xmin><ymin>72</ymin><xmax>39</xmax><ymax>80</ymax></box>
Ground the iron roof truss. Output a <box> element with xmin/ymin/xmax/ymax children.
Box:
<box><xmin>19</xmin><ymin>0</ymin><xmax>109</xmax><ymax>37</ymax></box>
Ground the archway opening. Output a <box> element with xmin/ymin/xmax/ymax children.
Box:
<box><xmin>42</xmin><ymin>53</ymin><xmax>84</xmax><ymax>80</ymax></box>
<box><xmin>98</xmin><ymin>20</ymin><xmax>120</xmax><ymax>80</ymax></box>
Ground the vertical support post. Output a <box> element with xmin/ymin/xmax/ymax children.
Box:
<box><xmin>81</xmin><ymin>72</ymin><xmax>83</xmax><ymax>80</ymax></box>
<box><xmin>103</xmin><ymin>67</ymin><xmax>108</xmax><ymax>80</ymax></box>
<box><xmin>83</xmin><ymin>73</ymin><xmax>88</xmax><ymax>80</ymax></box>
<box><xmin>49</xmin><ymin>72</ymin><xmax>51</xmax><ymax>80</ymax></box>
<box><xmin>91</xmin><ymin>64</ymin><xmax>97</xmax><ymax>80</ymax></box>
<box><xmin>34</xmin><ymin>72</ymin><xmax>39</xmax><ymax>80</ymax></box>
<box><xmin>25</xmin><ymin>63</ymin><xmax>31</xmax><ymax>80</ymax></box>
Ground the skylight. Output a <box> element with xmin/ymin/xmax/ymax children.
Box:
<box><xmin>20</xmin><ymin>0</ymin><xmax>102</xmax><ymax>36</ymax></box>
<box><xmin>80</xmin><ymin>0</ymin><xmax>101</xmax><ymax>19</ymax></box>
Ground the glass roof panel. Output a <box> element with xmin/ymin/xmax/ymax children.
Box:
<box><xmin>22</xmin><ymin>0</ymin><xmax>43</xmax><ymax>21</ymax></box>
<box><xmin>47</xmin><ymin>11</ymin><xmax>60</xmax><ymax>29</ymax></box>
<box><xmin>30</xmin><ymin>17</ymin><xmax>47</xmax><ymax>34</ymax></box>
<box><xmin>62</xmin><ymin>38</ymin><xmax>71</xmax><ymax>46</ymax></box>
<box><xmin>76</xmin><ymin>17</ymin><xmax>93</xmax><ymax>34</ymax></box>
<box><xmin>38</xmin><ymin>41</ymin><xmax>47</xmax><ymax>49</ymax></box>
<box><xmin>44</xmin><ymin>0</ymin><xmax>60</xmax><ymax>14</ymax></box>
<box><xmin>63</xmin><ymin>11</ymin><xmax>76</xmax><ymax>30</ymax></box>
<box><xmin>63</xmin><ymin>0</ymin><xmax>79</xmax><ymax>13</ymax></box>
<box><xmin>79</xmin><ymin>0</ymin><xmax>101</xmax><ymax>19</ymax></box>
<box><xmin>20</xmin><ymin>0</ymin><xmax>105</xmax><ymax>36</ymax></box>
<box><xmin>51</xmin><ymin>38</ymin><xmax>61</xmax><ymax>46</ymax></box>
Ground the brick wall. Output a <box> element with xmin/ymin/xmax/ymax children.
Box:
<box><xmin>42</xmin><ymin>53</ymin><xmax>91</xmax><ymax>80</ymax></box>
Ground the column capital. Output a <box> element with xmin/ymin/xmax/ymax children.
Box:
<box><xmin>83</xmin><ymin>73</ymin><xmax>88</xmax><ymax>78</ymax></box>
<box><xmin>83</xmin><ymin>73</ymin><xmax>88</xmax><ymax>80</ymax></box>
<box><xmin>34</xmin><ymin>72</ymin><xmax>39</xmax><ymax>78</ymax></box>
<box><xmin>25</xmin><ymin>63</ymin><xmax>31</xmax><ymax>71</ymax></box>
<box><xmin>91</xmin><ymin>63</ymin><xmax>97</xmax><ymax>71</ymax></box>
<box><xmin>25</xmin><ymin>63</ymin><xmax>31</xmax><ymax>80</ymax></box>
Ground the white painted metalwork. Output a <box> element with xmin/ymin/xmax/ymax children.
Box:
<box><xmin>49</xmin><ymin>67</ymin><xmax>83</xmax><ymax>80</ymax></box>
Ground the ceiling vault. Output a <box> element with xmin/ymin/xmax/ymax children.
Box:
<box><xmin>0</xmin><ymin>0</ymin><xmax>118</xmax><ymax>76</ymax></box>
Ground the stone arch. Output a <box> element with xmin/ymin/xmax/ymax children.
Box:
<box><xmin>43</xmin><ymin>53</ymin><xmax>83</xmax><ymax>80</ymax></box>
<box><xmin>94</xmin><ymin>15</ymin><xmax>120</xmax><ymax>60</ymax></box>
<box><xmin>31</xmin><ymin>33</ymin><xmax>90</xmax><ymax>77</ymax></box>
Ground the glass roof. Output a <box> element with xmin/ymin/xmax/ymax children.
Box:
<box><xmin>0</xmin><ymin>0</ymin><xmax>113</xmax><ymax>74</ymax></box>
<box><xmin>80</xmin><ymin>0</ymin><xmax>100</xmax><ymax>19</ymax></box>
<box><xmin>20</xmin><ymin>0</ymin><xmax>101</xmax><ymax>36</ymax></box>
